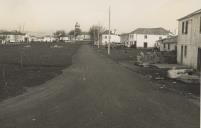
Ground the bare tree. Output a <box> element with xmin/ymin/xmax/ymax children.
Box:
<box><xmin>89</xmin><ymin>25</ymin><xmax>105</xmax><ymax>45</ymax></box>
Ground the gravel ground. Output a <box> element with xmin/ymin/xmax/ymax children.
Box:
<box><xmin>93</xmin><ymin>46</ymin><xmax>200</xmax><ymax>98</ymax></box>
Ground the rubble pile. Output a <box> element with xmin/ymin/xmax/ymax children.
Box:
<box><xmin>136</xmin><ymin>51</ymin><xmax>176</xmax><ymax>66</ymax></box>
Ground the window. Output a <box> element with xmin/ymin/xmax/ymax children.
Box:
<box><xmin>163</xmin><ymin>44</ymin><xmax>165</xmax><ymax>49</ymax></box>
<box><xmin>184</xmin><ymin>45</ymin><xmax>187</xmax><ymax>57</ymax></box>
<box><xmin>144</xmin><ymin>42</ymin><xmax>148</xmax><ymax>48</ymax></box>
<box><xmin>185</xmin><ymin>21</ymin><xmax>188</xmax><ymax>34</ymax></box>
<box><xmin>105</xmin><ymin>36</ymin><xmax>107</xmax><ymax>39</ymax></box>
<box><xmin>134</xmin><ymin>41</ymin><xmax>137</xmax><ymax>47</ymax></box>
<box><xmin>182</xmin><ymin>22</ymin><xmax>185</xmax><ymax>34</ymax></box>
<box><xmin>144</xmin><ymin>35</ymin><xmax>147</xmax><ymax>39</ymax></box>
<box><xmin>182</xmin><ymin>20</ymin><xmax>189</xmax><ymax>34</ymax></box>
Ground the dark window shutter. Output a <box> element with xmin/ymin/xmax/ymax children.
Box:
<box><xmin>185</xmin><ymin>21</ymin><xmax>188</xmax><ymax>34</ymax></box>
<box><xmin>182</xmin><ymin>22</ymin><xmax>185</xmax><ymax>34</ymax></box>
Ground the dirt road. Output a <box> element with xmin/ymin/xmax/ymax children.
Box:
<box><xmin>0</xmin><ymin>44</ymin><xmax>199</xmax><ymax>128</ymax></box>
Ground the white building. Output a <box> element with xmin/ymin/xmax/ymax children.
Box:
<box><xmin>128</xmin><ymin>28</ymin><xmax>172</xmax><ymax>48</ymax></box>
<box><xmin>60</xmin><ymin>36</ymin><xmax>69</xmax><ymax>42</ymax></box>
<box><xmin>0</xmin><ymin>31</ymin><xmax>26</xmax><ymax>43</ymax></box>
<box><xmin>29</xmin><ymin>35</ymin><xmax>44</xmax><ymax>42</ymax></box>
<box><xmin>43</xmin><ymin>36</ymin><xmax>56</xmax><ymax>42</ymax></box>
<box><xmin>77</xmin><ymin>32</ymin><xmax>91</xmax><ymax>41</ymax></box>
<box><xmin>157</xmin><ymin>36</ymin><xmax>177</xmax><ymax>52</ymax></box>
<box><xmin>177</xmin><ymin>9</ymin><xmax>201</xmax><ymax>70</ymax></box>
<box><xmin>101</xmin><ymin>30</ymin><xmax>120</xmax><ymax>45</ymax></box>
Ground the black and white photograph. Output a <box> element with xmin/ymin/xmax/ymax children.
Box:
<box><xmin>0</xmin><ymin>0</ymin><xmax>200</xmax><ymax>128</ymax></box>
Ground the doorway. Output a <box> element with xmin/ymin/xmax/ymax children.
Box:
<box><xmin>134</xmin><ymin>41</ymin><xmax>137</xmax><ymax>48</ymax></box>
<box><xmin>198</xmin><ymin>48</ymin><xmax>201</xmax><ymax>71</ymax></box>
<box><xmin>144</xmin><ymin>42</ymin><xmax>147</xmax><ymax>48</ymax></box>
<box><xmin>181</xmin><ymin>45</ymin><xmax>183</xmax><ymax>64</ymax></box>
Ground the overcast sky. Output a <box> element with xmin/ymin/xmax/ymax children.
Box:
<box><xmin>0</xmin><ymin>0</ymin><xmax>200</xmax><ymax>34</ymax></box>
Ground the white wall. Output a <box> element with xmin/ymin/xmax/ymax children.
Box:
<box><xmin>177</xmin><ymin>13</ymin><xmax>201</xmax><ymax>69</ymax></box>
<box><xmin>60</xmin><ymin>37</ymin><xmax>69</xmax><ymax>41</ymax></box>
<box><xmin>77</xmin><ymin>34</ymin><xmax>91</xmax><ymax>40</ymax></box>
<box><xmin>128</xmin><ymin>34</ymin><xmax>168</xmax><ymax>48</ymax></box>
<box><xmin>43</xmin><ymin>37</ymin><xmax>55</xmax><ymax>42</ymax></box>
<box><xmin>7</xmin><ymin>35</ymin><xmax>24</xmax><ymax>43</ymax></box>
<box><xmin>101</xmin><ymin>34</ymin><xmax>120</xmax><ymax>45</ymax></box>
<box><xmin>160</xmin><ymin>43</ymin><xmax>176</xmax><ymax>51</ymax></box>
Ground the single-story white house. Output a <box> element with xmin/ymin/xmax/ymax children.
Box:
<box><xmin>43</xmin><ymin>36</ymin><xmax>56</xmax><ymax>42</ymax></box>
<box><xmin>76</xmin><ymin>32</ymin><xmax>91</xmax><ymax>41</ymax></box>
<box><xmin>157</xmin><ymin>36</ymin><xmax>177</xmax><ymax>51</ymax></box>
<box><xmin>60</xmin><ymin>36</ymin><xmax>69</xmax><ymax>42</ymax></box>
<box><xmin>100</xmin><ymin>30</ymin><xmax>120</xmax><ymax>45</ymax></box>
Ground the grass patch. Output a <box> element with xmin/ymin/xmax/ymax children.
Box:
<box><xmin>0</xmin><ymin>42</ymin><xmax>80</xmax><ymax>101</ymax></box>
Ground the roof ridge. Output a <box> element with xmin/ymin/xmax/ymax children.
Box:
<box><xmin>178</xmin><ymin>8</ymin><xmax>201</xmax><ymax>20</ymax></box>
<box><xmin>130</xmin><ymin>27</ymin><xmax>170</xmax><ymax>35</ymax></box>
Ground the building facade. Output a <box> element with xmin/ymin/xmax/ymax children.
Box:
<box><xmin>177</xmin><ymin>9</ymin><xmax>201</xmax><ymax>70</ymax></box>
<box><xmin>157</xmin><ymin>36</ymin><xmax>177</xmax><ymax>51</ymax></box>
<box><xmin>128</xmin><ymin>28</ymin><xmax>172</xmax><ymax>48</ymax></box>
<box><xmin>101</xmin><ymin>30</ymin><xmax>120</xmax><ymax>45</ymax></box>
<box><xmin>0</xmin><ymin>31</ymin><xmax>26</xmax><ymax>43</ymax></box>
<box><xmin>43</xmin><ymin>36</ymin><xmax>56</xmax><ymax>42</ymax></box>
<box><xmin>77</xmin><ymin>32</ymin><xmax>91</xmax><ymax>41</ymax></box>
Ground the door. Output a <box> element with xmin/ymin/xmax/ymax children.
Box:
<box><xmin>144</xmin><ymin>42</ymin><xmax>147</xmax><ymax>48</ymax></box>
<box><xmin>181</xmin><ymin>45</ymin><xmax>183</xmax><ymax>64</ymax></box>
<box><xmin>134</xmin><ymin>41</ymin><xmax>137</xmax><ymax>48</ymax></box>
<box><xmin>198</xmin><ymin>48</ymin><xmax>201</xmax><ymax>71</ymax></box>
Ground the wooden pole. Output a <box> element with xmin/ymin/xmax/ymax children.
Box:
<box><xmin>93</xmin><ymin>29</ymin><xmax>95</xmax><ymax>45</ymax></box>
<box><xmin>98</xmin><ymin>25</ymin><xmax>100</xmax><ymax>48</ymax></box>
<box><xmin>108</xmin><ymin>6</ymin><xmax>111</xmax><ymax>55</ymax></box>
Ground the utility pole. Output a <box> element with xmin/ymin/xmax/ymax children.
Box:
<box><xmin>98</xmin><ymin>25</ymin><xmax>100</xmax><ymax>48</ymax></box>
<box><xmin>74</xmin><ymin>25</ymin><xmax>76</xmax><ymax>42</ymax></box>
<box><xmin>93</xmin><ymin>29</ymin><xmax>95</xmax><ymax>45</ymax></box>
<box><xmin>108</xmin><ymin>6</ymin><xmax>111</xmax><ymax>55</ymax></box>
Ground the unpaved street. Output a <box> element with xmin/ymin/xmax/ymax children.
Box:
<box><xmin>0</xmin><ymin>44</ymin><xmax>199</xmax><ymax>128</ymax></box>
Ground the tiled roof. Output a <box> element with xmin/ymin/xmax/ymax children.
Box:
<box><xmin>130</xmin><ymin>27</ymin><xmax>171</xmax><ymax>35</ymax></box>
<box><xmin>158</xmin><ymin>36</ymin><xmax>178</xmax><ymax>44</ymax></box>
<box><xmin>178</xmin><ymin>9</ymin><xmax>201</xmax><ymax>21</ymax></box>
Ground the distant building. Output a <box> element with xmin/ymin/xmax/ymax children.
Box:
<box><xmin>120</xmin><ymin>33</ymin><xmax>129</xmax><ymax>47</ymax></box>
<box><xmin>29</xmin><ymin>35</ymin><xmax>44</xmax><ymax>42</ymax></box>
<box><xmin>0</xmin><ymin>31</ymin><xmax>27</xmax><ymax>43</ymax></box>
<box><xmin>77</xmin><ymin>32</ymin><xmax>91</xmax><ymax>41</ymax></box>
<box><xmin>128</xmin><ymin>27</ymin><xmax>173</xmax><ymax>48</ymax></box>
<box><xmin>43</xmin><ymin>36</ymin><xmax>55</xmax><ymax>42</ymax></box>
<box><xmin>60</xmin><ymin>36</ymin><xmax>69</xmax><ymax>42</ymax></box>
<box><xmin>100</xmin><ymin>30</ymin><xmax>120</xmax><ymax>45</ymax></box>
<box><xmin>177</xmin><ymin>9</ymin><xmax>201</xmax><ymax>70</ymax></box>
<box><xmin>0</xmin><ymin>37</ymin><xmax>5</xmax><ymax>44</ymax></box>
<box><xmin>157</xmin><ymin>36</ymin><xmax>177</xmax><ymax>51</ymax></box>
